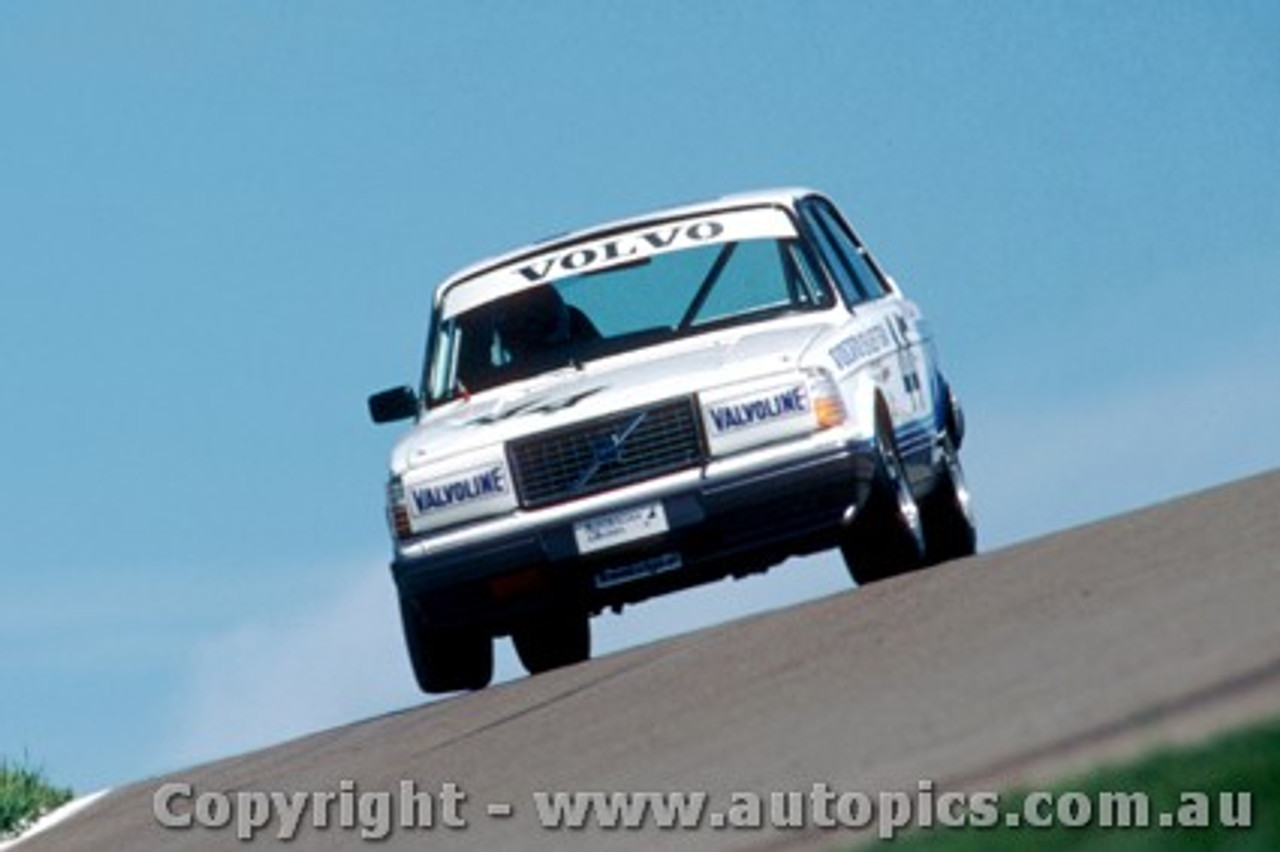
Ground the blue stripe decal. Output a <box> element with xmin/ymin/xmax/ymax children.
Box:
<box><xmin>894</xmin><ymin>418</ymin><xmax>937</xmax><ymax>456</ymax></box>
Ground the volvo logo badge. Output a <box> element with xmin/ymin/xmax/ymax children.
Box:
<box><xmin>572</xmin><ymin>411</ymin><xmax>648</xmax><ymax>491</ymax></box>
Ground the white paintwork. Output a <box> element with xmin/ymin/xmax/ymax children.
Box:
<box><xmin>380</xmin><ymin>189</ymin><xmax>949</xmax><ymax>561</ymax></box>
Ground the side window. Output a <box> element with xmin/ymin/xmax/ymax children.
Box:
<box><xmin>802</xmin><ymin>199</ymin><xmax>891</xmax><ymax>304</ymax></box>
<box><xmin>800</xmin><ymin>204</ymin><xmax>866</xmax><ymax>306</ymax></box>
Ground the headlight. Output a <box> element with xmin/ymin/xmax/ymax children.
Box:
<box><xmin>386</xmin><ymin>475</ymin><xmax>413</xmax><ymax>542</ymax></box>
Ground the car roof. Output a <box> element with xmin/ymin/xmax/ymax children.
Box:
<box><xmin>438</xmin><ymin>187</ymin><xmax>823</xmax><ymax>294</ymax></box>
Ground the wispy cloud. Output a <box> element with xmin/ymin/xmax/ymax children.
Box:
<box><xmin>159</xmin><ymin>552</ymin><xmax>853</xmax><ymax>774</ymax></box>
<box><xmin>964</xmin><ymin>337</ymin><xmax>1278</xmax><ymax>546</ymax></box>
<box><xmin>161</xmin><ymin>563</ymin><xmax>423</xmax><ymax>771</ymax></box>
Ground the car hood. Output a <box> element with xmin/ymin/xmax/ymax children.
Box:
<box><xmin>389</xmin><ymin>318</ymin><xmax>835</xmax><ymax>474</ymax></box>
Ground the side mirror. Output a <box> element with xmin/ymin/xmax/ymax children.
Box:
<box><xmin>368</xmin><ymin>386</ymin><xmax>419</xmax><ymax>424</ymax></box>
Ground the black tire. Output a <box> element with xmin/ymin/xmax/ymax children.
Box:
<box><xmin>942</xmin><ymin>380</ymin><xmax>966</xmax><ymax>451</ymax></box>
<box><xmin>920</xmin><ymin>440</ymin><xmax>977</xmax><ymax>566</ymax></box>
<box><xmin>841</xmin><ymin>407</ymin><xmax>926</xmax><ymax>585</ymax></box>
<box><xmin>512</xmin><ymin>611</ymin><xmax>591</xmax><ymax>675</ymax></box>
<box><xmin>399</xmin><ymin>597</ymin><xmax>493</xmax><ymax>694</ymax></box>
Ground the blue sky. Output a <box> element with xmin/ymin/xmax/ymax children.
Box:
<box><xmin>2</xmin><ymin>2</ymin><xmax>1277</xmax><ymax>793</ymax></box>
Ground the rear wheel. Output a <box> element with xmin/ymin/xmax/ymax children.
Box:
<box><xmin>920</xmin><ymin>440</ymin><xmax>977</xmax><ymax>566</ymax></box>
<box><xmin>841</xmin><ymin>408</ymin><xmax>926</xmax><ymax>585</ymax></box>
<box><xmin>399</xmin><ymin>597</ymin><xmax>494</xmax><ymax>693</ymax></box>
<box><xmin>512</xmin><ymin>611</ymin><xmax>591</xmax><ymax>675</ymax></box>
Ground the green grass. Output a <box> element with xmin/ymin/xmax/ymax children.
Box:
<box><xmin>0</xmin><ymin>756</ymin><xmax>73</xmax><ymax>839</ymax></box>
<box><xmin>853</xmin><ymin>714</ymin><xmax>1280</xmax><ymax>852</ymax></box>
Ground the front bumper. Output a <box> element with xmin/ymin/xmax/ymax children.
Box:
<box><xmin>392</xmin><ymin>435</ymin><xmax>878</xmax><ymax>631</ymax></box>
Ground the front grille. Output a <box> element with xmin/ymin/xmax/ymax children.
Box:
<box><xmin>509</xmin><ymin>398</ymin><xmax>704</xmax><ymax>508</ymax></box>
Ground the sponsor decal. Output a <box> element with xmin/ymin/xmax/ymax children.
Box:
<box><xmin>411</xmin><ymin>466</ymin><xmax>508</xmax><ymax>514</ymax></box>
<box><xmin>594</xmin><ymin>552</ymin><xmax>683</xmax><ymax>589</ymax></box>
<box><xmin>516</xmin><ymin>219</ymin><xmax>726</xmax><ymax>283</ymax></box>
<box><xmin>828</xmin><ymin>326</ymin><xmax>892</xmax><ymax>371</ymax></box>
<box><xmin>708</xmin><ymin>386</ymin><xmax>810</xmax><ymax>434</ymax></box>
<box><xmin>574</xmin><ymin>501</ymin><xmax>669</xmax><ymax>555</ymax></box>
<box><xmin>441</xmin><ymin>206</ymin><xmax>797</xmax><ymax>320</ymax></box>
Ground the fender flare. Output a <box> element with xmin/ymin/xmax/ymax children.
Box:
<box><xmin>841</xmin><ymin>372</ymin><xmax>881</xmax><ymax>443</ymax></box>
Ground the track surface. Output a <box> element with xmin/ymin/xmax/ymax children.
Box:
<box><xmin>23</xmin><ymin>471</ymin><xmax>1280</xmax><ymax>851</ymax></box>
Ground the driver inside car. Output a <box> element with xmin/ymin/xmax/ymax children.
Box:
<box><xmin>497</xmin><ymin>284</ymin><xmax>599</xmax><ymax>362</ymax></box>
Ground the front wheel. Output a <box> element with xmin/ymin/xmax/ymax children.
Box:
<box><xmin>920</xmin><ymin>440</ymin><xmax>977</xmax><ymax>566</ymax></box>
<box><xmin>841</xmin><ymin>413</ymin><xmax>926</xmax><ymax>585</ymax></box>
<box><xmin>512</xmin><ymin>611</ymin><xmax>591</xmax><ymax>675</ymax></box>
<box><xmin>399</xmin><ymin>597</ymin><xmax>494</xmax><ymax>694</ymax></box>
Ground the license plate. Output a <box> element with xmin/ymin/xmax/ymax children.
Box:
<box><xmin>574</xmin><ymin>501</ymin><xmax>669</xmax><ymax>555</ymax></box>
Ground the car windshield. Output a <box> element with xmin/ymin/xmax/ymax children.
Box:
<box><xmin>424</xmin><ymin>207</ymin><xmax>833</xmax><ymax>405</ymax></box>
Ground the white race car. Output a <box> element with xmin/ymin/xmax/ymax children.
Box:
<box><xmin>369</xmin><ymin>188</ymin><xmax>975</xmax><ymax>692</ymax></box>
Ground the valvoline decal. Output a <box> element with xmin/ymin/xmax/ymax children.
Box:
<box><xmin>707</xmin><ymin>386</ymin><xmax>809</xmax><ymax>434</ymax></box>
<box><xmin>410</xmin><ymin>466</ymin><xmax>508</xmax><ymax>515</ymax></box>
